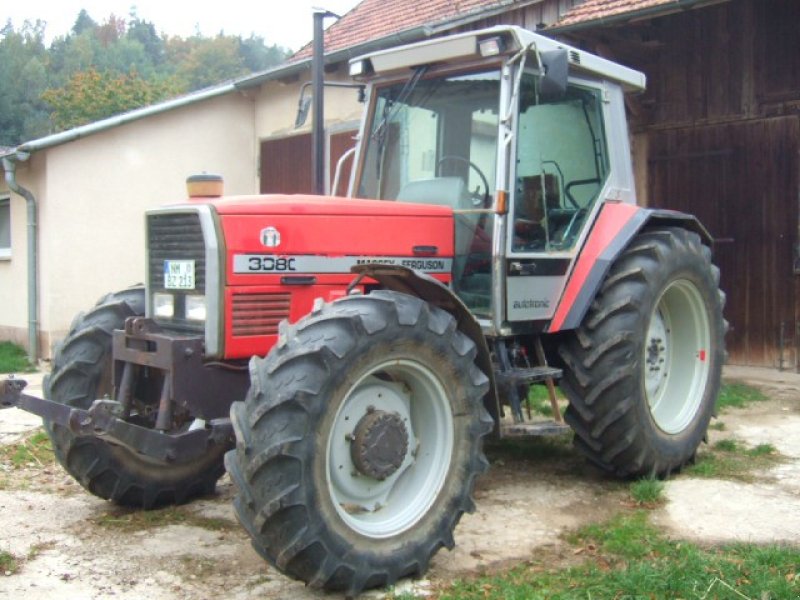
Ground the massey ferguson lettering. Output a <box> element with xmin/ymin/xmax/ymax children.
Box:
<box><xmin>233</xmin><ymin>254</ymin><xmax>453</xmax><ymax>274</ymax></box>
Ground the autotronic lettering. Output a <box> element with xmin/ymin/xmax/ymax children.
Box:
<box><xmin>512</xmin><ymin>298</ymin><xmax>550</xmax><ymax>310</ymax></box>
<box><xmin>233</xmin><ymin>255</ymin><xmax>452</xmax><ymax>274</ymax></box>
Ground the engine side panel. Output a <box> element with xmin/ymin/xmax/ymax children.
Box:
<box><xmin>219</xmin><ymin>212</ymin><xmax>455</xmax><ymax>358</ymax></box>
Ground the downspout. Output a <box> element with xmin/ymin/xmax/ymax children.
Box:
<box><xmin>2</xmin><ymin>153</ymin><xmax>38</xmax><ymax>363</ymax></box>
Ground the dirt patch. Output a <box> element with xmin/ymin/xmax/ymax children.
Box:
<box><xmin>1</xmin><ymin>367</ymin><xmax>798</xmax><ymax>598</ymax></box>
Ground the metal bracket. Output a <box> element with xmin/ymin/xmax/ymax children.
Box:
<box><xmin>1</xmin><ymin>377</ymin><xmax>233</xmax><ymax>464</ymax></box>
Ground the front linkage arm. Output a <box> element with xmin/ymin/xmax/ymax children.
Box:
<box><xmin>0</xmin><ymin>376</ymin><xmax>233</xmax><ymax>464</ymax></box>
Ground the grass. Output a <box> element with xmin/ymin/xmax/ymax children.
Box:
<box><xmin>0</xmin><ymin>342</ymin><xmax>34</xmax><ymax>374</ymax></box>
<box><xmin>0</xmin><ymin>431</ymin><xmax>54</xmax><ymax>468</ymax></box>
<box><xmin>629</xmin><ymin>478</ymin><xmax>664</xmax><ymax>506</ymax></box>
<box><xmin>0</xmin><ymin>549</ymin><xmax>18</xmax><ymax>575</ymax></box>
<box><xmin>717</xmin><ymin>382</ymin><xmax>768</xmax><ymax>410</ymax></box>
<box><xmin>435</xmin><ymin>511</ymin><xmax>800</xmax><ymax>599</ymax></box>
<box><xmin>687</xmin><ymin>438</ymin><xmax>782</xmax><ymax>481</ymax></box>
<box><xmin>93</xmin><ymin>505</ymin><xmax>236</xmax><ymax>533</ymax></box>
<box><xmin>525</xmin><ymin>384</ymin><xmax>565</xmax><ymax>418</ymax></box>
<box><xmin>485</xmin><ymin>434</ymin><xmax>574</xmax><ymax>464</ymax></box>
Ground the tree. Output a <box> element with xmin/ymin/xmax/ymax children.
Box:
<box><xmin>0</xmin><ymin>20</ymin><xmax>50</xmax><ymax>144</ymax></box>
<box><xmin>71</xmin><ymin>10</ymin><xmax>97</xmax><ymax>36</ymax></box>
<box><xmin>174</xmin><ymin>35</ymin><xmax>247</xmax><ymax>90</ymax></box>
<box><xmin>239</xmin><ymin>35</ymin><xmax>290</xmax><ymax>72</ymax></box>
<box><xmin>3</xmin><ymin>11</ymin><xmax>291</xmax><ymax>141</ymax></box>
<box><xmin>42</xmin><ymin>68</ymin><xmax>182</xmax><ymax>131</ymax></box>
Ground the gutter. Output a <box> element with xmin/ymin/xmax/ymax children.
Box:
<box><xmin>2</xmin><ymin>153</ymin><xmax>38</xmax><ymax>363</ymax></box>
<box><xmin>13</xmin><ymin>84</ymin><xmax>237</xmax><ymax>156</ymax></box>
<box><xmin>547</xmin><ymin>0</ymin><xmax>728</xmax><ymax>34</ymax></box>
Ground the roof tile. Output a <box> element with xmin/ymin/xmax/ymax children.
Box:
<box><xmin>292</xmin><ymin>0</ymin><xmax>508</xmax><ymax>60</ymax></box>
<box><xmin>555</xmin><ymin>0</ymin><xmax>677</xmax><ymax>28</ymax></box>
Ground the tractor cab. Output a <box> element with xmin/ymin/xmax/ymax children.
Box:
<box><xmin>348</xmin><ymin>26</ymin><xmax>645</xmax><ymax>332</ymax></box>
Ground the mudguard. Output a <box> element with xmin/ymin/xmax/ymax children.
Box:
<box><xmin>548</xmin><ymin>203</ymin><xmax>712</xmax><ymax>333</ymax></box>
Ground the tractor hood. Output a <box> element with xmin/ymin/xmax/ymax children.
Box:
<box><xmin>204</xmin><ymin>194</ymin><xmax>456</xmax><ymax>286</ymax></box>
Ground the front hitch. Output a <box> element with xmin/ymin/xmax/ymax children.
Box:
<box><xmin>1</xmin><ymin>376</ymin><xmax>233</xmax><ymax>464</ymax></box>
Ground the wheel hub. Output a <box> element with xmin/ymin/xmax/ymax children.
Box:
<box><xmin>350</xmin><ymin>409</ymin><xmax>409</xmax><ymax>480</ymax></box>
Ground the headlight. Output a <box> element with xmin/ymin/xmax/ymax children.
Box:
<box><xmin>153</xmin><ymin>293</ymin><xmax>174</xmax><ymax>318</ymax></box>
<box><xmin>185</xmin><ymin>294</ymin><xmax>207</xmax><ymax>321</ymax></box>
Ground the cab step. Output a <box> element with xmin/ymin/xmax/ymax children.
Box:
<box><xmin>494</xmin><ymin>366</ymin><xmax>562</xmax><ymax>386</ymax></box>
<box><xmin>500</xmin><ymin>421</ymin><xmax>572</xmax><ymax>437</ymax></box>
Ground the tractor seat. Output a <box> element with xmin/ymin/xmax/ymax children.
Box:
<box><xmin>396</xmin><ymin>177</ymin><xmax>469</xmax><ymax>210</ymax></box>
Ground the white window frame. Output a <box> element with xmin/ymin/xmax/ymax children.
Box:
<box><xmin>0</xmin><ymin>197</ymin><xmax>10</xmax><ymax>260</ymax></box>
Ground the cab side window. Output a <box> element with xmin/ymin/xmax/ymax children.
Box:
<box><xmin>513</xmin><ymin>76</ymin><xmax>610</xmax><ymax>252</ymax></box>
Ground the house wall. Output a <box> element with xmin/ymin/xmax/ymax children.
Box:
<box><xmin>0</xmin><ymin>156</ymin><xmax>46</xmax><ymax>349</ymax></box>
<box><xmin>0</xmin><ymin>92</ymin><xmax>255</xmax><ymax>358</ymax></box>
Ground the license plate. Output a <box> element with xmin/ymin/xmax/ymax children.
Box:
<box><xmin>164</xmin><ymin>260</ymin><xmax>195</xmax><ymax>290</ymax></box>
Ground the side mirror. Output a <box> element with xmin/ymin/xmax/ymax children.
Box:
<box><xmin>295</xmin><ymin>93</ymin><xmax>312</xmax><ymax>128</ymax></box>
<box><xmin>539</xmin><ymin>49</ymin><xmax>568</xmax><ymax>101</ymax></box>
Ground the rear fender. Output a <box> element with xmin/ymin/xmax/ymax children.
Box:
<box><xmin>350</xmin><ymin>264</ymin><xmax>500</xmax><ymax>425</ymax></box>
<box><xmin>548</xmin><ymin>204</ymin><xmax>712</xmax><ymax>333</ymax></box>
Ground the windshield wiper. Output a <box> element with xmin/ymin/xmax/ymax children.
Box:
<box><xmin>371</xmin><ymin>65</ymin><xmax>429</xmax><ymax>143</ymax></box>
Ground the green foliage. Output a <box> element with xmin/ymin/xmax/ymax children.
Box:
<box><xmin>1</xmin><ymin>11</ymin><xmax>291</xmax><ymax>143</ymax></box>
<box><xmin>717</xmin><ymin>381</ymin><xmax>768</xmax><ymax>409</ymax></box>
<box><xmin>688</xmin><ymin>438</ymin><xmax>782</xmax><ymax>481</ymax></box>
<box><xmin>42</xmin><ymin>67</ymin><xmax>181</xmax><ymax>130</ymax></box>
<box><xmin>0</xmin><ymin>549</ymin><xmax>19</xmax><ymax>574</ymax></box>
<box><xmin>0</xmin><ymin>430</ymin><xmax>54</xmax><ymax>468</ymax></box>
<box><xmin>0</xmin><ymin>341</ymin><xmax>34</xmax><ymax>373</ymax></box>
<box><xmin>93</xmin><ymin>505</ymin><xmax>236</xmax><ymax>532</ymax></box>
<box><xmin>440</xmin><ymin>511</ymin><xmax>800</xmax><ymax>599</ymax></box>
<box><xmin>0</xmin><ymin>20</ymin><xmax>51</xmax><ymax>144</ymax></box>
<box><xmin>525</xmin><ymin>384</ymin><xmax>565</xmax><ymax>418</ymax></box>
<box><xmin>629</xmin><ymin>477</ymin><xmax>665</xmax><ymax>506</ymax></box>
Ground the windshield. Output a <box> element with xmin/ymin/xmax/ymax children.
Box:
<box><xmin>357</xmin><ymin>70</ymin><xmax>501</xmax><ymax>209</ymax></box>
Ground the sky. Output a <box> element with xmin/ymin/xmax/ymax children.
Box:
<box><xmin>4</xmin><ymin>0</ymin><xmax>363</xmax><ymax>51</ymax></box>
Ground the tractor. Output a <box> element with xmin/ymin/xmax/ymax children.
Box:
<box><xmin>1</xmin><ymin>26</ymin><xmax>725</xmax><ymax>596</ymax></box>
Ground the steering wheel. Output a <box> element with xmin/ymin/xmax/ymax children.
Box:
<box><xmin>436</xmin><ymin>156</ymin><xmax>490</xmax><ymax>208</ymax></box>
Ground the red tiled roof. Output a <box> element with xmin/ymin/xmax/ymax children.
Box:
<box><xmin>554</xmin><ymin>0</ymin><xmax>678</xmax><ymax>29</ymax></box>
<box><xmin>292</xmin><ymin>0</ymin><xmax>508</xmax><ymax>60</ymax></box>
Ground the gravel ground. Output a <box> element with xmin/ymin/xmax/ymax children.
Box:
<box><xmin>1</xmin><ymin>365</ymin><xmax>798</xmax><ymax>599</ymax></box>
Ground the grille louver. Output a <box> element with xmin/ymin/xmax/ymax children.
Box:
<box><xmin>232</xmin><ymin>293</ymin><xmax>291</xmax><ymax>337</ymax></box>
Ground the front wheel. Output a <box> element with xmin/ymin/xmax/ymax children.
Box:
<box><xmin>45</xmin><ymin>287</ymin><xmax>228</xmax><ymax>508</ymax></box>
<box><xmin>559</xmin><ymin>227</ymin><xmax>726</xmax><ymax>477</ymax></box>
<box><xmin>226</xmin><ymin>291</ymin><xmax>492</xmax><ymax>595</ymax></box>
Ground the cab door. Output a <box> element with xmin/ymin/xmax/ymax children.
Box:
<box><xmin>506</xmin><ymin>73</ymin><xmax>612</xmax><ymax>323</ymax></box>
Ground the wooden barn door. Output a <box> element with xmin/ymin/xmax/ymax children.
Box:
<box><xmin>647</xmin><ymin>116</ymin><xmax>799</xmax><ymax>367</ymax></box>
<box><xmin>260</xmin><ymin>129</ymin><xmax>358</xmax><ymax>195</ymax></box>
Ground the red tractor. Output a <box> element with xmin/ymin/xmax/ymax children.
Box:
<box><xmin>2</xmin><ymin>26</ymin><xmax>725</xmax><ymax>595</ymax></box>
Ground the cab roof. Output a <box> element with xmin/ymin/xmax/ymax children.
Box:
<box><xmin>351</xmin><ymin>25</ymin><xmax>646</xmax><ymax>92</ymax></box>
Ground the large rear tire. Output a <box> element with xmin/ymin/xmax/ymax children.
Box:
<box><xmin>559</xmin><ymin>227</ymin><xmax>726</xmax><ymax>477</ymax></box>
<box><xmin>226</xmin><ymin>290</ymin><xmax>492</xmax><ymax>595</ymax></box>
<box><xmin>45</xmin><ymin>287</ymin><xmax>227</xmax><ymax>508</ymax></box>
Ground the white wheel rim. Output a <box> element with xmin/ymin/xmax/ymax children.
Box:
<box><xmin>326</xmin><ymin>359</ymin><xmax>454</xmax><ymax>539</ymax></box>
<box><xmin>644</xmin><ymin>279</ymin><xmax>711</xmax><ymax>434</ymax></box>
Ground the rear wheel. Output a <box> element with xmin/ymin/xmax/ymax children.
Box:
<box><xmin>45</xmin><ymin>287</ymin><xmax>227</xmax><ymax>508</ymax></box>
<box><xmin>226</xmin><ymin>291</ymin><xmax>492</xmax><ymax>595</ymax></box>
<box><xmin>559</xmin><ymin>227</ymin><xmax>726</xmax><ymax>477</ymax></box>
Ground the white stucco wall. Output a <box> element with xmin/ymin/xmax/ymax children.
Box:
<box><xmin>254</xmin><ymin>70</ymin><xmax>364</xmax><ymax>140</ymax></box>
<box><xmin>1</xmin><ymin>65</ymin><xmax>367</xmax><ymax>359</ymax></box>
<box><xmin>0</xmin><ymin>92</ymin><xmax>255</xmax><ymax>357</ymax></box>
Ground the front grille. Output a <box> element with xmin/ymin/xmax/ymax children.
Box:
<box><xmin>232</xmin><ymin>293</ymin><xmax>291</xmax><ymax>337</ymax></box>
<box><xmin>147</xmin><ymin>211</ymin><xmax>206</xmax><ymax>332</ymax></box>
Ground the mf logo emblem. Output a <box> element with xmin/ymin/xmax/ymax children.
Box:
<box><xmin>260</xmin><ymin>227</ymin><xmax>281</xmax><ymax>248</ymax></box>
